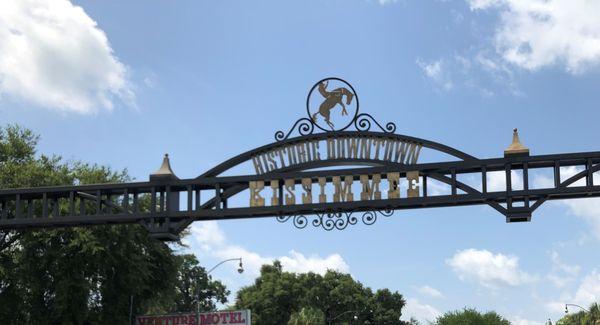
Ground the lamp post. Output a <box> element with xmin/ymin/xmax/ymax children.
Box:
<box><xmin>565</xmin><ymin>303</ymin><xmax>589</xmax><ymax>314</ymax></box>
<box><xmin>327</xmin><ymin>310</ymin><xmax>359</xmax><ymax>325</ymax></box>
<box><xmin>196</xmin><ymin>258</ymin><xmax>244</xmax><ymax>324</ymax></box>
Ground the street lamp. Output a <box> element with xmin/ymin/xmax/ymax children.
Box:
<box><xmin>328</xmin><ymin>309</ymin><xmax>371</xmax><ymax>325</ymax></box>
<box><xmin>328</xmin><ymin>310</ymin><xmax>358</xmax><ymax>325</ymax></box>
<box><xmin>196</xmin><ymin>258</ymin><xmax>244</xmax><ymax>321</ymax></box>
<box><xmin>565</xmin><ymin>303</ymin><xmax>589</xmax><ymax>314</ymax></box>
<box><xmin>207</xmin><ymin>257</ymin><xmax>244</xmax><ymax>275</ymax></box>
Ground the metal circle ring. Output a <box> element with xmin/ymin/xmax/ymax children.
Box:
<box><xmin>306</xmin><ymin>77</ymin><xmax>359</xmax><ymax>132</ymax></box>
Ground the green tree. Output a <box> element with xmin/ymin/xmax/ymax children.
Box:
<box><xmin>434</xmin><ymin>308</ymin><xmax>511</xmax><ymax>325</ymax></box>
<box><xmin>171</xmin><ymin>254</ymin><xmax>229</xmax><ymax>313</ymax></box>
<box><xmin>235</xmin><ymin>261</ymin><xmax>303</xmax><ymax>324</ymax></box>
<box><xmin>370</xmin><ymin>289</ymin><xmax>406</xmax><ymax>324</ymax></box>
<box><xmin>556</xmin><ymin>302</ymin><xmax>600</xmax><ymax>325</ymax></box>
<box><xmin>556</xmin><ymin>313</ymin><xmax>584</xmax><ymax>325</ymax></box>
<box><xmin>590</xmin><ymin>303</ymin><xmax>600</xmax><ymax>324</ymax></box>
<box><xmin>317</xmin><ymin>270</ymin><xmax>372</xmax><ymax>323</ymax></box>
<box><xmin>0</xmin><ymin>125</ymin><xmax>227</xmax><ymax>323</ymax></box>
<box><xmin>235</xmin><ymin>261</ymin><xmax>407</xmax><ymax>325</ymax></box>
<box><xmin>288</xmin><ymin>307</ymin><xmax>326</xmax><ymax>325</ymax></box>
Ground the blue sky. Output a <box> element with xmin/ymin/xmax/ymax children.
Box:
<box><xmin>1</xmin><ymin>0</ymin><xmax>600</xmax><ymax>323</ymax></box>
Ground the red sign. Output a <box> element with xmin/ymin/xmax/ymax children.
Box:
<box><xmin>136</xmin><ymin>310</ymin><xmax>251</xmax><ymax>325</ymax></box>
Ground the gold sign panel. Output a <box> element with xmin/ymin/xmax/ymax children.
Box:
<box><xmin>252</xmin><ymin>135</ymin><xmax>422</xmax><ymax>175</ymax></box>
<box><xmin>248</xmin><ymin>172</ymin><xmax>421</xmax><ymax>208</ymax></box>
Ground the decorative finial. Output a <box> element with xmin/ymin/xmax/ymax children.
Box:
<box><xmin>150</xmin><ymin>153</ymin><xmax>178</xmax><ymax>180</ymax></box>
<box><xmin>504</xmin><ymin>128</ymin><xmax>529</xmax><ymax>157</ymax></box>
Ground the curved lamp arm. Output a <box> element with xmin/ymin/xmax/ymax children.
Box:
<box><xmin>565</xmin><ymin>303</ymin><xmax>589</xmax><ymax>313</ymax></box>
<box><xmin>207</xmin><ymin>257</ymin><xmax>243</xmax><ymax>274</ymax></box>
<box><xmin>196</xmin><ymin>257</ymin><xmax>244</xmax><ymax>319</ymax></box>
<box><xmin>329</xmin><ymin>310</ymin><xmax>358</xmax><ymax>322</ymax></box>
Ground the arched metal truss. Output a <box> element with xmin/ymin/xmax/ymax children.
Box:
<box><xmin>1</xmin><ymin>112</ymin><xmax>600</xmax><ymax>240</ymax></box>
<box><xmin>200</xmin><ymin>129</ymin><xmax>476</xmax><ymax>178</ymax></box>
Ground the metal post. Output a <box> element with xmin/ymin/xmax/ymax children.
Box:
<box><xmin>196</xmin><ymin>258</ymin><xmax>243</xmax><ymax>325</ymax></box>
<box><xmin>129</xmin><ymin>295</ymin><xmax>134</xmax><ymax>325</ymax></box>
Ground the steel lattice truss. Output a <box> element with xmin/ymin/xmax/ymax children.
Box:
<box><xmin>1</xmin><ymin>118</ymin><xmax>600</xmax><ymax>241</ymax></box>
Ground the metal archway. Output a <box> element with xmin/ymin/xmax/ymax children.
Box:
<box><xmin>1</xmin><ymin>112</ymin><xmax>600</xmax><ymax>240</ymax></box>
<box><xmin>1</xmin><ymin>79</ymin><xmax>600</xmax><ymax>240</ymax></box>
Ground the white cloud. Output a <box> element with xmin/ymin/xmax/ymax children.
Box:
<box><xmin>415</xmin><ymin>285</ymin><xmax>444</xmax><ymax>299</ymax></box>
<box><xmin>547</xmin><ymin>270</ymin><xmax>600</xmax><ymax>313</ymax></box>
<box><xmin>279</xmin><ymin>250</ymin><xmax>349</xmax><ymax>275</ymax></box>
<box><xmin>416</xmin><ymin>54</ymin><xmax>518</xmax><ymax>96</ymax></box>
<box><xmin>401</xmin><ymin>298</ymin><xmax>441</xmax><ymax>323</ymax></box>
<box><xmin>468</xmin><ymin>0</ymin><xmax>502</xmax><ymax>10</ymax></box>
<box><xmin>550</xmin><ymin>251</ymin><xmax>580</xmax><ymax>276</ymax></box>
<box><xmin>0</xmin><ymin>0</ymin><xmax>134</xmax><ymax>113</ymax></box>
<box><xmin>511</xmin><ymin>316</ymin><xmax>545</xmax><ymax>325</ymax></box>
<box><xmin>186</xmin><ymin>221</ymin><xmax>350</xmax><ymax>277</ymax></box>
<box><xmin>532</xmin><ymin>166</ymin><xmax>588</xmax><ymax>189</ymax></box>
<box><xmin>546</xmin><ymin>251</ymin><xmax>580</xmax><ymax>288</ymax></box>
<box><xmin>447</xmin><ymin>249</ymin><xmax>537</xmax><ymax>289</ymax></box>
<box><xmin>561</xmin><ymin>198</ymin><xmax>600</xmax><ymax>239</ymax></box>
<box><xmin>190</xmin><ymin>220</ymin><xmax>226</xmax><ymax>250</ymax></box>
<box><xmin>416</xmin><ymin>58</ymin><xmax>454</xmax><ymax>91</ymax></box>
<box><xmin>487</xmin><ymin>170</ymin><xmax>524</xmax><ymax>192</ymax></box>
<box><xmin>532</xmin><ymin>166</ymin><xmax>600</xmax><ymax>239</ymax></box>
<box><xmin>573</xmin><ymin>270</ymin><xmax>600</xmax><ymax>307</ymax></box>
<box><xmin>468</xmin><ymin>0</ymin><xmax>600</xmax><ymax>73</ymax></box>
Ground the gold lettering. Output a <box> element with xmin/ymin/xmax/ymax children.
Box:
<box><xmin>285</xmin><ymin>179</ymin><xmax>295</xmax><ymax>205</ymax></box>
<box><xmin>276</xmin><ymin>148</ymin><xmax>287</xmax><ymax>168</ymax></box>
<box><xmin>260</xmin><ymin>154</ymin><xmax>271</xmax><ymax>172</ymax></box>
<box><xmin>318</xmin><ymin>177</ymin><xmax>327</xmax><ymax>203</ymax></box>
<box><xmin>371</xmin><ymin>138</ymin><xmax>385</xmax><ymax>160</ymax></box>
<box><xmin>333</xmin><ymin>176</ymin><xmax>353</xmax><ymax>202</ymax></box>
<box><xmin>360</xmin><ymin>174</ymin><xmax>382</xmax><ymax>200</ymax></box>
<box><xmin>347</xmin><ymin>137</ymin><xmax>359</xmax><ymax>158</ymax></box>
<box><xmin>270</xmin><ymin>180</ymin><xmax>279</xmax><ymax>206</ymax></box>
<box><xmin>305</xmin><ymin>142</ymin><xmax>313</xmax><ymax>161</ymax></box>
<box><xmin>301</xmin><ymin>178</ymin><xmax>312</xmax><ymax>204</ymax></box>
<box><xmin>383</xmin><ymin>140</ymin><xmax>394</xmax><ymax>161</ymax></box>
<box><xmin>406</xmin><ymin>143</ymin><xmax>422</xmax><ymax>164</ymax></box>
<box><xmin>387</xmin><ymin>172</ymin><xmax>400</xmax><ymax>199</ymax></box>
<box><xmin>296</xmin><ymin>144</ymin><xmax>307</xmax><ymax>164</ymax></box>
<box><xmin>360</xmin><ymin>137</ymin><xmax>372</xmax><ymax>159</ymax></box>
<box><xmin>267</xmin><ymin>151</ymin><xmax>278</xmax><ymax>170</ymax></box>
<box><xmin>249</xmin><ymin>181</ymin><xmax>265</xmax><ymax>207</ymax></box>
<box><xmin>394</xmin><ymin>141</ymin><xmax>408</xmax><ymax>163</ymax></box>
<box><xmin>407</xmin><ymin>171</ymin><xmax>420</xmax><ymax>198</ymax></box>
<box><xmin>287</xmin><ymin>146</ymin><xmax>298</xmax><ymax>165</ymax></box>
<box><xmin>253</xmin><ymin>137</ymin><xmax>421</xmax><ymax>176</ymax></box>
<box><xmin>252</xmin><ymin>156</ymin><xmax>265</xmax><ymax>175</ymax></box>
<box><xmin>311</xmin><ymin>140</ymin><xmax>321</xmax><ymax>160</ymax></box>
<box><xmin>336</xmin><ymin>138</ymin><xmax>346</xmax><ymax>159</ymax></box>
<box><xmin>327</xmin><ymin>138</ymin><xmax>336</xmax><ymax>159</ymax></box>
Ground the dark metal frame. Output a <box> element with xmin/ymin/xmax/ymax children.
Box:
<box><xmin>306</xmin><ymin>77</ymin><xmax>360</xmax><ymax>132</ymax></box>
<box><xmin>1</xmin><ymin>107</ymin><xmax>599</xmax><ymax>240</ymax></box>
<box><xmin>2</xmin><ymin>133</ymin><xmax>600</xmax><ymax>239</ymax></box>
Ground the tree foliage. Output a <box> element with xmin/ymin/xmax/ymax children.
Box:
<box><xmin>235</xmin><ymin>261</ymin><xmax>407</xmax><ymax>325</ymax></box>
<box><xmin>288</xmin><ymin>307</ymin><xmax>326</xmax><ymax>325</ymax></box>
<box><xmin>171</xmin><ymin>254</ymin><xmax>229</xmax><ymax>313</ymax></box>
<box><xmin>434</xmin><ymin>308</ymin><xmax>511</xmax><ymax>325</ymax></box>
<box><xmin>0</xmin><ymin>125</ymin><xmax>227</xmax><ymax>323</ymax></box>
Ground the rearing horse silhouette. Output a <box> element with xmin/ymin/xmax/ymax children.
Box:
<box><xmin>311</xmin><ymin>81</ymin><xmax>354</xmax><ymax>130</ymax></box>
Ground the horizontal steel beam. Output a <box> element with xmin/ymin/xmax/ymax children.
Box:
<box><xmin>1</xmin><ymin>150</ymin><xmax>599</xmax><ymax>240</ymax></box>
<box><xmin>2</xmin><ymin>184</ymin><xmax>600</xmax><ymax>229</ymax></box>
